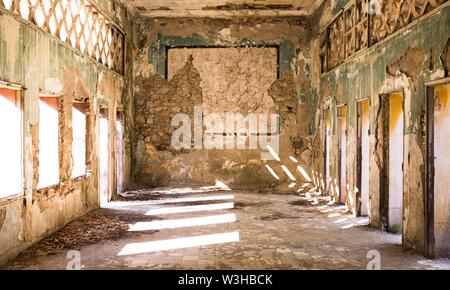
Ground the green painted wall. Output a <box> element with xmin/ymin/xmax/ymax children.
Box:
<box><xmin>320</xmin><ymin>7</ymin><xmax>449</xmax><ymax>133</ymax></box>
<box><xmin>147</xmin><ymin>33</ymin><xmax>295</xmax><ymax>78</ymax></box>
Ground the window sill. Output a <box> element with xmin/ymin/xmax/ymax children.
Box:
<box><xmin>0</xmin><ymin>193</ymin><xmax>25</xmax><ymax>207</ymax></box>
<box><xmin>37</xmin><ymin>183</ymin><xmax>60</xmax><ymax>193</ymax></box>
<box><xmin>72</xmin><ymin>175</ymin><xmax>89</xmax><ymax>182</ymax></box>
<box><xmin>36</xmin><ymin>174</ymin><xmax>90</xmax><ymax>194</ymax></box>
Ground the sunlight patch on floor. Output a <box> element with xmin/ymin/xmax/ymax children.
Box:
<box><xmin>129</xmin><ymin>214</ymin><xmax>237</xmax><ymax>231</ymax></box>
<box><xmin>118</xmin><ymin>232</ymin><xmax>240</xmax><ymax>256</ymax></box>
<box><xmin>145</xmin><ymin>202</ymin><xmax>235</xmax><ymax>216</ymax></box>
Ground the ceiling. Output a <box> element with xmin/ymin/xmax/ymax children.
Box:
<box><xmin>122</xmin><ymin>0</ymin><xmax>324</xmax><ymax>18</ymax></box>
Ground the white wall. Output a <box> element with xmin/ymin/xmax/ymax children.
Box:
<box><xmin>433</xmin><ymin>84</ymin><xmax>450</xmax><ymax>257</ymax></box>
<box><xmin>339</xmin><ymin>109</ymin><xmax>347</xmax><ymax>203</ymax></box>
<box><xmin>360</xmin><ymin>100</ymin><xmax>370</xmax><ymax>216</ymax></box>
<box><xmin>388</xmin><ymin>92</ymin><xmax>404</xmax><ymax>233</ymax></box>
<box><xmin>325</xmin><ymin>110</ymin><xmax>331</xmax><ymax>192</ymax></box>
<box><xmin>99</xmin><ymin>116</ymin><xmax>110</xmax><ymax>205</ymax></box>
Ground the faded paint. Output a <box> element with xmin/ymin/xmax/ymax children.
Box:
<box><xmin>338</xmin><ymin>106</ymin><xmax>347</xmax><ymax>204</ymax></box>
<box><xmin>0</xmin><ymin>0</ymin><xmax>134</xmax><ymax>264</ymax></box>
<box><xmin>310</xmin><ymin>1</ymin><xmax>449</xmax><ymax>255</ymax></box>
<box><xmin>132</xmin><ymin>16</ymin><xmax>315</xmax><ymax>189</ymax></box>
<box><xmin>433</xmin><ymin>83</ymin><xmax>450</xmax><ymax>257</ymax></box>
<box><xmin>359</xmin><ymin>99</ymin><xmax>370</xmax><ymax>216</ymax></box>
<box><xmin>388</xmin><ymin>92</ymin><xmax>404</xmax><ymax>233</ymax></box>
<box><xmin>325</xmin><ymin>109</ymin><xmax>331</xmax><ymax>193</ymax></box>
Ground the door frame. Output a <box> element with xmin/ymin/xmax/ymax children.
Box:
<box><xmin>98</xmin><ymin>106</ymin><xmax>110</xmax><ymax>205</ymax></box>
<box><xmin>424</xmin><ymin>77</ymin><xmax>450</xmax><ymax>258</ymax></box>
<box><xmin>0</xmin><ymin>84</ymin><xmax>25</xmax><ymax>201</ymax></box>
<box><xmin>356</xmin><ymin>98</ymin><xmax>370</xmax><ymax>216</ymax></box>
<box><xmin>337</xmin><ymin>103</ymin><xmax>347</xmax><ymax>204</ymax></box>
<box><xmin>379</xmin><ymin>91</ymin><xmax>405</xmax><ymax>234</ymax></box>
<box><xmin>115</xmin><ymin>111</ymin><xmax>125</xmax><ymax>195</ymax></box>
<box><xmin>323</xmin><ymin>109</ymin><xmax>331</xmax><ymax>194</ymax></box>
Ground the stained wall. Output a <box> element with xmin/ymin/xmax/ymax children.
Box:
<box><xmin>132</xmin><ymin>17</ymin><xmax>317</xmax><ymax>188</ymax></box>
<box><xmin>309</xmin><ymin>0</ymin><xmax>450</xmax><ymax>256</ymax></box>
<box><xmin>0</xmin><ymin>0</ymin><xmax>134</xmax><ymax>264</ymax></box>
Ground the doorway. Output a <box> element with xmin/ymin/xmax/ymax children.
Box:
<box><xmin>323</xmin><ymin>109</ymin><xmax>331</xmax><ymax>194</ymax></box>
<box><xmin>337</xmin><ymin>105</ymin><xmax>347</xmax><ymax>204</ymax></box>
<box><xmin>388</xmin><ymin>92</ymin><xmax>404</xmax><ymax>234</ymax></box>
<box><xmin>0</xmin><ymin>87</ymin><xmax>23</xmax><ymax>199</ymax></box>
<box><xmin>380</xmin><ymin>92</ymin><xmax>404</xmax><ymax>234</ymax></box>
<box><xmin>116</xmin><ymin>112</ymin><xmax>125</xmax><ymax>195</ymax></box>
<box><xmin>426</xmin><ymin>81</ymin><xmax>450</xmax><ymax>258</ymax></box>
<box><xmin>99</xmin><ymin>107</ymin><xmax>110</xmax><ymax>205</ymax></box>
<box><xmin>357</xmin><ymin>99</ymin><xmax>370</xmax><ymax>216</ymax></box>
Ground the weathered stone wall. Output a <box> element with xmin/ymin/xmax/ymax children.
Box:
<box><xmin>0</xmin><ymin>0</ymin><xmax>134</xmax><ymax>264</ymax></box>
<box><xmin>309</xmin><ymin>0</ymin><xmax>450</xmax><ymax>256</ymax></box>
<box><xmin>168</xmin><ymin>47</ymin><xmax>278</xmax><ymax>116</ymax></box>
<box><xmin>132</xmin><ymin>17</ymin><xmax>317</xmax><ymax>188</ymax></box>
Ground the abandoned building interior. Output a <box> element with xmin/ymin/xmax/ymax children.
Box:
<box><xmin>0</xmin><ymin>0</ymin><xmax>449</xmax><ymax>270</ymax></box>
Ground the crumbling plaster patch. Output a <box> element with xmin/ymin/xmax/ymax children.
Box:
<box><xmin>387</xmin><ymin>47</ymin><xmax>427</xmax><ymax>92</ymax></box>
<box><xmin>0</xmin><ymin>208</ymin><xmax>6</xmax><ymax>230</ymax></box>
<box><xmin>0</xmin><ymin>13</ymin><xmax>21</xmax><ymax>82</ymax></box>
<box><xmin>0</xmin><ymin>0</ymin><xmax>134</xmax><ymax>265</ymax></box>
<box><xmin>309</xmin><ymin>0</ymin><xmax>449</xmax><ymax>254</ymax></box>
<box><xmin>441</xmin><ymin>38</ymin><xmax>450</xmax><ymax>76</ymax></box>
<box><xmin>133</xmin><ymin>16</ymin><xmax>315</xmax><ymax>187</ymax></box>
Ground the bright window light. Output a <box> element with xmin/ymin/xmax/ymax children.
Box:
<box><xmin>72</xmin><ymin>103</ymin><xmax>87</xmax><ymax>178</ymax></box>
<box><xmin>1</xmin><ymin>0</ymin><xmax>13</xmax><ymax>10</ymax></box>
<box><xmin>38</xmin><ymin>96</ymin><xmax>59</xmax><ymax>189</ymax></box>
<box><xmin>118</xmin><ymin>232</ymin><xmax>240</xmax><ymax>256</ymax></box>
<box><xmin>129</xmin><ymin>214</ymin><xmax>237</xmax><ymax>231</ymax></box>
<box><xmin>0</xmin><ymin>88</ymin><xmax>22</xmax><ymax>198</ymax></box>
<box><xmin>145</xmin><ymin>202</ymin><xmax>234</xmax><ymax>216</ymax></box>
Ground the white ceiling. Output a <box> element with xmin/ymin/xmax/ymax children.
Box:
<box><xmin>122</xmin><ymin>0</ymin><xmax>324</xmax><ymax>17</ymax></box>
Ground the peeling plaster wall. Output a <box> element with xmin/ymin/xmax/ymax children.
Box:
<box><xmin>433</xmin><ymin>84</ymin><xmax>450</xmax><ymax>257</ymax></box>
<box><xmin>132</xmin><ymin>17</ymin><xmax>317</xmax><ymax>188</ymax></box>
<box><xmin>0</xmin><ymin>0</ymin><xmax>134</xmax><ymax>264</ymax></box>
<box><xmin>310</xmin><ymin>1</ymin><xmax>450</xmax><ymax>255</ymax></box>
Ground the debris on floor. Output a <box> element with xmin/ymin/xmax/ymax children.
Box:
<box><xmin>3</xmin><ymin>189</ymin><xmax>449</xmax><ymax>270</ymax></box>
<box><xmin>6</xmin><ymin>209</ymin><xmax>157</xmax><ymax>262</ymax></box>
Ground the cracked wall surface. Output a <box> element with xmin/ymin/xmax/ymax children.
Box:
<box><xmin>1</xmin><ymin>0</ymin><xmax>448</xmax><ymax>266</ymax></box>
<box><xmin>310</xmin><ymin>1</ymin><xmax>450</xmax><ymax>256</ymax></box>
<box><xmin>0</xmin><ymin>0</ymin><xmax>134</xmax><ymax>264</ymax></box>
<box><xmin>132</xmin><ymin>17</ymin><xmax>316</xmax><ymax>188</ymax></box>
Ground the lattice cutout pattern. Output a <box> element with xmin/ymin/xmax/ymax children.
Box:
<box><xmin>370</xmin><ymin>0</ymin><xmax>448</xmax><ymax>44</ymax></box>
<box><xmin>321</xmin><ymin>0</ymin><xmax>448</xmax><ymax>73</ymax></box>
<box><xmin>0</xmin><ymin>0</ymin><xmax>124</xmax><ymax>75</ymax></box>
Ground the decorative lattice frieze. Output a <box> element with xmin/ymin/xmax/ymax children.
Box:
<box><xmin>321</xmin><ymin>0</ymin><xmax>448</xmax><ymax>73</ymax></box>
<box><xmin>1</xmin><ymin>0</ymin><xmax>125</xmax><ymax>75</ymax></box>
<box><xmin>370</xmin><ymin>0</ymin><xmax>448</xmax><ymax>44</ymax></box>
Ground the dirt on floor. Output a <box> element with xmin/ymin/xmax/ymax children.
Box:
<box><xmin>2</xmin><ymin>187</ymin><xmax>450</xmax><ymax>270</ymax></box>
<box><xmin>2</xmin><ymin>209</ymin><xmax>157</xmax><ymax>267</ymax></box>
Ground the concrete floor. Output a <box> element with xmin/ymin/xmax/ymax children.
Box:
<box><xmin>3</xmin><ymin>186</ymin><xmax>450</xmax><ymax>270</ymax></box>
